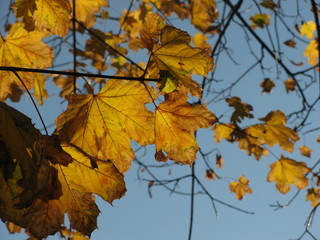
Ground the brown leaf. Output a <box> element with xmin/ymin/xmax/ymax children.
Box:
<box><xmin>229</xmin><ymin>175</ymin><xmax>252</xmax><ymax>200</ymax></box>
<box><xmin>260</xmin><ymin>78</ymin><xmax>275</xmax><ymax>94</ymax></box>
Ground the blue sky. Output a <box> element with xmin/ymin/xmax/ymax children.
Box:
<box><xmin>1</xmin><ymin>0</ymin><xmax>320</xmax><ymax>240</ymax></box>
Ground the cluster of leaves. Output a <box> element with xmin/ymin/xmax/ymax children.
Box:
<box><xmin>0</xmin><ymin>0</ymin><xmax>320</xmax><ymax>239</ymax></box>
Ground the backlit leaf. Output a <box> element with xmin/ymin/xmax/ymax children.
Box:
<box><xmin>306</xmin><ymin>188</ymin><xmax>320</xmax><ymax>207</ymax></box>
<box><xmin>304</xmin><ymin>39</ymin><xmax>318</xmax><ymax>66</ymax></box>
<box><xmin>284</xmin><ymin>78</ymin><xmax>296</xmax><ymax>93</ymax></box>
<box><xmin>0</xmin><ymin>22</ymin><xmax>53</xmax><ymax>101</ymax></box>
<box><xmin>155</xmin><ymin>91</ymin><xmax>217</xmax><ymax>165</ymax></box>
<box><xmin>250</xmin><ymin>14</ymin><xmax>270</xmax><ymax>29</ymax></box>
<box><xmin>148</xmin><ymin>25</ymin><xmax>214</xmax><ymax>96</ymax></box>
<box><xmin>299</xmin><ymin>145</ymin><xmax>312</xmax><ymax>158</ymax></box>
<box><xmin>300</xmin><ymin>21</ymin><xmax>316</xmax><ymax>39</ymax></box>
<box><xmin>12</xmin><ymin>0</ymin><xmax>71</xmax><ymax>36</ymax></box>
<box><xmin>190</xmin><ymin>0</ymin><xmax>219</xmax><ymax>32</ymax></box>
<box><xmin>267</xmin><ymin>156</ymin><xmax>310</xmax><ymax>194</ymax></box>
<box><xmin>229</xmin><ymin>175</ymin><xmax>252</xmax><ymax>200</ymax></box>
<box><xmin>56</xmin><ymin>79</ymin><xmax>157</xmax><ymax>173</ymax></box>
<box><xmin>72</xmin><ymin>0</ymin><xmax>107</xmax><ymax>28</ymax></box>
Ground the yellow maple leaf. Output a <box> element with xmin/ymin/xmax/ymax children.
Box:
<box><xmin>229</xmin><ymin>175</ymin><xmax>253</xmax><ymax>200</ymax></box>
<box><xmin>72</xmin><ymin>0</ymin><xmax>107</xmax><ymax>28</ymax></box>
<box><xmin>190</xmin><ymin>0</ymin><xmax>219</xmax><ymax>32</ymax></box>
<box><xmin>146</xmin><ymin>0</ymin><xmax>189</xmax><ymax>19</ymax></box>
<box><xmin>147</xmin><ymin>25</ymin><xmax>214</xmax><ymax>96</ymax></box>
<box><xmin>304</xmin><ymin>39</ymin><xmax>318</xmax><ymax>66</ymax></box>
<box><xmin>56</xmin><ymin>79</ymin><xmax>157</xmax><ymax>173</ymax></box>
<box><xmin>299</xmin><ymin>145</ymin><xmax>312</xmax><ymax>158</ymax></box>
<box><xmin>12</xmin><ymin>0</ymin><xmax>71</xmax><ymax>37</ymax></box>
<box><xmin>267</xmin><ymin>156</ymin><xmax>310</xmax><ymax>194</ymax></box>
<box><xmin>155</xmin><ymin>91</ymin><xmax>217</xmax><ymax>165</ymax></box>
<box><xmin>193</xmin><ymin>32</ymin><xmax>212</xmax><ymax>52</ymax></box>
<box><xmin>212</xmin><ymin>123</ymin><xmax>236</xmax><ymax>143</ymax></box>
<box><xmin>306</xmin><ymin>188</ymin><xmax>320</xmax><ymax>207</ymax></box>
<box><xmin>33</xmin><ymin>74</ymin><xmax>49</xmax><ymax>105</ymax></box>
<box><xmin>0</xmin><ymin>22</ymin><xmax>53</xmax><ymax>101</ymax></box>
<box><xmin>300</xmin><ymin>21</ymin><xmax>316</xmax><ymax>39</ymax></box>
<box><xmin>258</xmin><ymin>111</ymin><xmax>299</xmax><ymax>152</ymax></box>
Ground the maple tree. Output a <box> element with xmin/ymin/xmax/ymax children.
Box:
<box><xmin>0</xmin><ymin>0</ymin><xmax>320</xmax><ymax>239</ymax></box>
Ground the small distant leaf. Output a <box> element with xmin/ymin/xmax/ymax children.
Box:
<box><xmin>306</xmin><ymin>188</ymin><xmax>320</xmax><ymax>207</ymax></box>
<box><xmin>260</xmin><ymin>0</ymin><xmax>279</xmax><ymax>10</ymax></box>
<box><xmin>267</xmin><ymin>155</ymin><xmax>310</xmax><ymax>194</ymax></box>
<box><xmin>299</xmin><ymin>145</ymin><xmax>312</xmax><ymax>158</ymax></box>
<box><xmin>284</xmin><ymin>78</ymin><xmax>296</xmax><ymax>93</ymax></box>
<box><xmin>260</xmin><ymin>78</ymin><xmax>275</xmax><ymax>94</ymax></box>
<box><xmin>250</xmin><ymin>14</ymin><xmax>270</xmax><ymax>29</ymax></box>
<box><xmin>53</xmin><ymin>75</ymin><xmax>75</xmax><ymax>97</ymax></box>
<box><xmin>226</xmin><ymin>97</ymin><xmax>254</xmax><ymax>123</ymax></box>
<box><xmin>193</xmin><ymin>32</ymin><xmax>212</xmax><ymax>52</ymax></box>
<box><xmin>190</xmin><ymin>0</ymin><xmax>219</xmax><ymax>32</ymax></box>
<box><xmin>289</xmin><ymin>60</ymin><xmax>304</xmax><ymax>66</ymax></box>
<box><xmin>205</xmin><ymin>170</ymin><xmax>217</xmax><ymax>180</ymax></box>
<box><xmin>229</xmin><ymin>175</ymin><xmax>252</xmax><ymax>200</ymax></box>
<box><xmin>300</xmin><ymin>21</ymin><xmax>316</xmax><ymax>39</ymax></box>
<box><xmin>155</xmin><ymin>91</ymin><xmax>218</xmax><ymax>165</ymax></box>
<box><xmin>212</xmin><ymin>123</ymin><xmax>236</xmax><ymax>143</ymax></box>
<box><xmin>33</xmin><ymin>74</ymin><xmax>48</xmax><ymax>105</ymax></box>
<box><xmin>216</xmin><ymin>154</ymin><xmax>224</xmax><ymax>169</ymax></box>
<box><xmin>304</xmin><ymin>39</ymin><xmax>318</xmax><ymax>66</ymax></box>
<box><xmin>283</xmin><ymin>39</ymin><xmax>296</xmax><ymax>48</ymax></box>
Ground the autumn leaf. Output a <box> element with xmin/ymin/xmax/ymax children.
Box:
<box><xmin>306</xmin><ymin>188</ymin><xmax>320</xmax><ymax>207</ymax></box>
<box><xmin>283</xmin><ymin>39</ymin><xmax>296</xmax><ymax>48</ymax></box>
<box><xmin>53</xmin><ymin>75</ymin><xmax>75</xmax><ymax>97</ymax></box>
<box><xmin>190</xmin><ymin>0</ymin><xmax>219</xmax><ymax>33</ymax></box>
<box><xmin>212</xmin><ymin>123</ymin><xmax>237</xmax><ymax>143</ymax></box>
<box><xmin>216</xmin><ymin>154</ymin><xmax>224</xmax><ymax>169</ymax></box>
<box><xmin>284</xmin><ymin>78</ymin><xmax>296</xmax><ymax>93</ymax></box>
<box><xmin>146</xmin><ymin>0</ymin><xmax>189</xmax><ymax>20</ymax></box>
<box><xmin>147</xmin><ymin>25</ymin><xmax>214</xmax><ymax>96</ymax></box>
<box><xmin>304</xmin><ymin>39</ymin><xmax>318</xmax><ymax>66</ymax></box>
<box><xmin>12</xmin><ymin>0</ymin><xmax>71</xmax><ymax>37</ymax></box>
<box><xmin>229</xmin><ymin>175</ymin><xmax>252</xmax><ymax>200</ymax></box>
<box><xmin>0</xmin><ymin>22</ymin><xmax>53</xmax><ymax>101</ymax></box>
<box><xmin>226</xmin><ymin>97</ymin><xmax>254</xmax><ymax>123</ymax></box>
<box><xmin>72</xmin><ymin>0</ymin><xmax>107</xmax><ymax>28</ymax></box>
<box><xmin>260</xmin><ymin>0</ymin><xmax>279</xmax><ymax>10</ymax></box>
<box><xmin>260</xmin><ymin>78</ymin><xmax>275</xmax><ymax>94</ymax></box>
<box><xmin>299</xmin><ymin>145</ymin><xmax>312</xmax><ymax>158</ymax></box>
<box><xmin>258</xmin><ymin>111</ymin><xmax>299</xmax><ymax>152</ymax></box>
<box><xmin>250</xmin><ymin>14</ymin><xmax>270</xmax><ymax>29</ymax></box>
<box><xmin>139</xmin><ymin>13</ymin><xmax>165</xmax><ymax>51</ymax></box>
<box><xmin>205</xmin><ymin>170</ymin><xmax>217</xmax><ymax>180</ymax></box>
<box><xmin>193</xmin><ymin>32</ymin><xmax>212</xmax><ymax>52</ymax></box>
<box><xmin>267</xmin><ymin>156</ymin><xmax>310</xmax><ymax>194</ymax></box>
<box><xmin>300</xmin><ymin>21</ymin><xmax>316</xmax><ymax>39</ymax></box>
<box><xmin>155</xmin><ymin>91</ymin><xmax>217</xmax><ymax>165</ymax></box>
<box><xmin>57</xmin><ymin>79</ymin><xmax>157</xmax><ymax>173</ymax></box>
<box><xmin>33</xmin><ymin>74</ymin><xmax>49</xmax><ymax>105</ymax></box>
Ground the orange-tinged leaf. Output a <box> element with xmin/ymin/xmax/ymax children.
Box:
<box><xmin>283</xmin><ymin>39</ymin><xmax>296</xmax><ymax>48</ymax></box>
<box><xmin>147</xmin><ymin>0</ymin><xmax>189</xmax><ymax>19</ymax></box>
<box><xmin>226</xmin><ymin>97</ymin><xmax>254</xmax><ymax>123</ymax></box>
<box><xmin>229</xmin><ymin>175</ymin><xmax>252</xmax><ymax>200</ymax></box>
<box><xmin>0</xmin><ymin>22</ymin><xmax>53</xmax><ymax>101</ymax></box>
<box><xmin>72</xmin><ymin>0</ymin><xmax>107</xmax><ymax>28</ymax></box>
<box><xmin>139</xmin><ymin>13</ymin><xmax>165</xmax><ymax>51</ymax></box>
<box><xmin>267</xmin><ymin>156</ymin><xmax>310</xmax><ymax>194</ymax></box>
<box><xmin>306</xmin><ymin>188</ymin><xmax>320</xmax><ymax>207</ymax></box>
<box><xmin>284</xmin><ymin>78</ymin><xmax>296</xmax><ymax>93</ymax></box>
<box><xmin>304</xmin><ymin>39</ymin><xmax>318</xmax><ymax>66</ymax></box>
<box><xmin>299</xmin><ymin>145</ymin><xmax>312</xmax><ymax>158</ymax></box>
<box><xmin>56</xmin><ymin>79</ymin><xmax>157</xmax><ymax>173</ymax></box>
<box><xmin>260</xmin><ymin>78</ymin><xmax>275</xmax><ymax>94</ymax></box>
<box><xmin>155</xmin><ymin>91</ymin><xmax>217</xmax><ymax>165</ymax></box>
<box><xmin>6</xmin><ymin>222</ymin><xmax>21</xmax><ymax>234</ymax></box>
<box><xmin>190</xmin><ymin>0</ymin><xmax>219</xmax><ymax>32</ymax></box>
<box><xmin>148</xmin><ymin>25</ymin><xmax>214</xmax><ymax>96</ymax></box>
<box><xmin>216</xmin><ymin>154</ymin><xmax>224</xmax><ymax>169</ymax></box>
<box><xmin>300</xmin><ymin>21</ymin><xmax>316</xmax><ymax>39</ymax></box>
<box><xmin>205</xmin><ymin>170</ymin><xmax>217</xmax><ymax>180</ymax></box>
<box><xmin>250</xmin><ymin>14</ymin><xmax>270</xmax><ymax>29</ymax></box>
<box><xmin>193</xmin><ymin>32</ymin><xmax>212</xmax><ymax>52</ymax></box>
<box><xmin>260</xmin><ymin>0</ymin><xmax>279</xmax><ymax>10</ymax></box>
